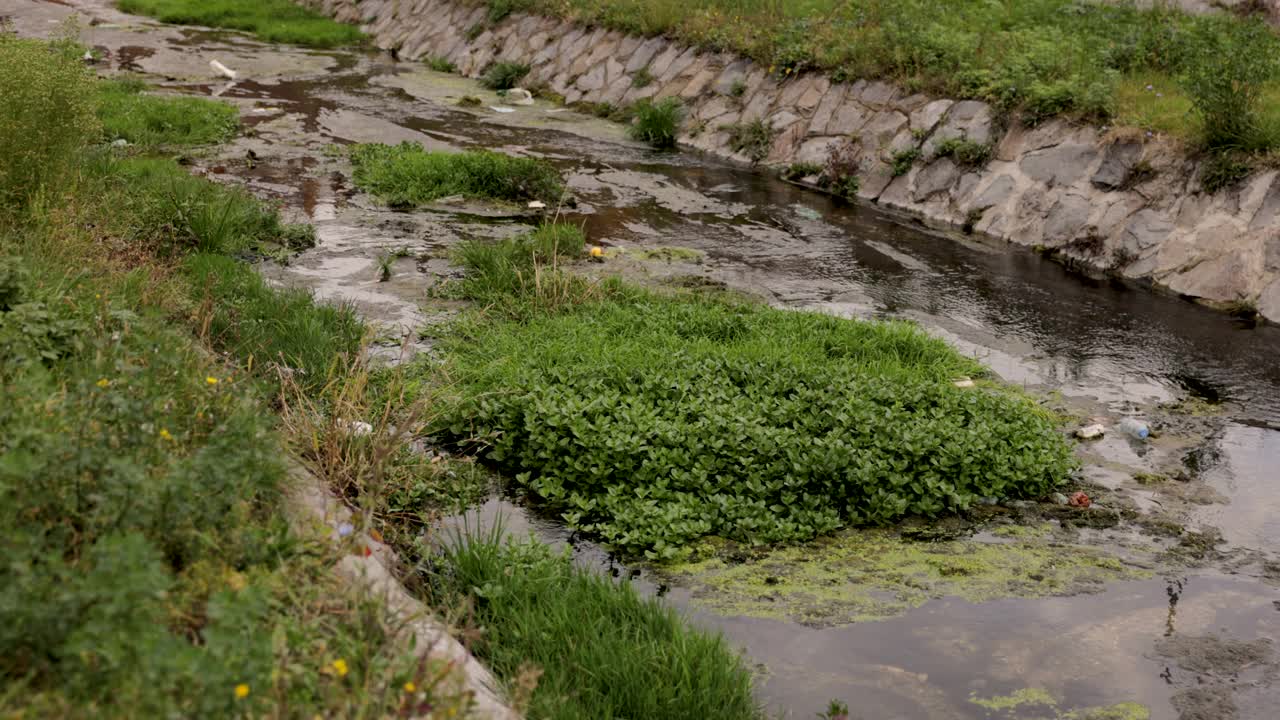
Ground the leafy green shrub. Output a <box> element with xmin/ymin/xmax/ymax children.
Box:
<box><xmin>480</xmin><ymin>61</ymin><xmax>530</xmax><ymax>91</ymax></box>
<box><xmin>117</xmin><ymin>0</ymin><xmax>364</xmax><ymax>47</ymax></box>
<box><xmin>933</xmin><ymin>137</ymin><xmax>993</xmax><ymax>167</ymax></box>
<box><xmin>349</xmin><ymin>143</ymin><xmax>564</xmax><ymax>207</ymax></box>
<box><xmin>628</xmin><ymin>97</ymin><xmax>683</xmax><ymax>149</ymax></box>
<box><xmin>434</xmin><ymin>290</ymin><xmax>1074</xmax><ymax>559</ymax></box>
<box><xmin>891</xmin><ymin>148</ymin><xmax>921</xmax><ymax>177</ymax></box>
<box><xmin>0</xmin><ymin>32</ymin><xmax>100</xmax><ymax>213</ymax></box>
<box><xmin>1178</xmin><ymin>16</ymin><xmax>1280</xmax><ymax>150</ymax></box>
<box><xmin>97</xmin><ymin>77</ymin><xmax>239</xmax><ymax>147</ymax></box>
<box><xmin>429</xmin><ymin>533</ymin><xmax>764</xmax><ymax>719</ymax></box>
<box><xmin>725</xmin><ymin>118</ymin><xmax>774</xmax><ymax>164</ymax></box>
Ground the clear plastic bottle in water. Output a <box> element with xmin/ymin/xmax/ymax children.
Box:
<box><xmin>1117</xmin><ymin>417</ymin><xmax>1150</xmax><ymax>440</ymax></box>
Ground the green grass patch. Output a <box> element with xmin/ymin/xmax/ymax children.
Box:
<box><xmin>349</xmin><ymin>143</ymin><xmax>565</xmax><ymax>208</ymax></box>
<box><xmin>724</xmin><ymin>118</ymin><xmax>774</xmax><ymax>163</ymax></box>
<box><xmin>97</xmin><ymin>77</ymin><xmax>239</xmax><ymax>148</ymax></box>
<box><xmin>116</xmin><ymin>0</ymin><xmax>364</xmax><ymax>48</ymax></box>
<box><xmin>429</xmin><ymin>532</ymin><xmax>763</xmax><ymax>720</ymax></box>
<box><xmin>933</xmin><ymin>137</ymin><xmax>993</xmax><ymax>167</ymax></box>
<box><xmin>628</xmin><ymin>97</ymin><xmax>683</xmax><ymax>149</ymax></box>
<box><xmin>184</xmin><ymin>253</ymin><xmax>363</xmax><ymax>391</ymax></box>
<box><xmin>427</xmin><ymin>228</ymin><xmax>1075</xmax><ymax>559</ymax></box>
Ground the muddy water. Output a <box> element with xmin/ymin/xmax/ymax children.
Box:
<box><xmin>15</xmin><ymin>3</ymin><xmax>1280</xmax><ymax>718</ymax></box>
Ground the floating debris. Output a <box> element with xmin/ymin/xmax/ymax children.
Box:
<box><xmin>209</xmin><ymin>59</ymin><xmax>238</xmax><ymax>80</ymax></box>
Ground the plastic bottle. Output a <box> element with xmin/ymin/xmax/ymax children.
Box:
<box><xmin>1117</xmin><ymin>417</ymin><xmax>1150</xmax><ymax>440</ymax></box>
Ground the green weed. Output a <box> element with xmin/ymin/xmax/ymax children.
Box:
<box><xmin>891</xmin><ymin>147</ymin><xmax>922</xmax><ymax>177</ymax></box>
<box><xmin>454</xmin><ymin>224</ymin><xmax>595</xmax><ymax>315</ymax></box>
<box><xmin>724</xmin><ymin>118</ymin><xmax>774</xmax><ymax>164</ymax></box>
<box><xmin>1178</xmin><ymin>16</ymin><xmax>1280</xmax><ymax>151</ymax></box>
<box><xmin>781</xmin><ymin>162</ymin><xmax>822</xmax><ymax>181</ymax></box>
<box><xmin>427</xmin><ymin>232</ymin><xmax>1075</xmax><ymax>558</ymax></box>
<box><xmin>97</xmin><ymin>77</ymin><xmax>239</xmax><ymax>148</ymax></box>
<box><xmin>933</xmin><ymin>137</ymin><xmax>993</xmax><ymax>167</ymax></box>
<box><xmin>632</xmin><ymin>66</ymin><xmax>655</xmax><ymax>88</ymax></box>
<box><xmin>116</xmin><ymin>0</ymin><xmax>364</xmax><ymax>47</ymax></box>
<box><xmin>348</xmin><ymin>143</ymin><xmax>564</xmax><ymax>208</ymax></box>
<box><xmin>1201</xmin><ymin>151</ymin><xmax>1253</xmax><ymax>193</ymax></box>
<box><xmin>0</xmin><ymin>31</ymin><xmax>99</xmax><ymax>213</ymax></box>
<box><xmin>480</xmin><ymin>61</ymin><xmax>530</xmax><ymax>91</ymax></box>
<box><xmin>428</xmin><ymin>531</ymin><xmax>764</xmax><ymax>720</ymax></box>
<box><xmin>628</xmin><ymin>97</ymin><xmax>683</xmax><ymax>149</ymax></box>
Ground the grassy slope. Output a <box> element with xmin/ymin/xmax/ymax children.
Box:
<box><xmin>0</xmin><ymin>34</ymin><xmax>466</xmax><ymax>717</ymax></box>
<box><xmin>474</xmin><ymin>0</ymin><xmax>1280</xmax><ymax>147</ymax></box>
<box><xmin>117</xmin><ymin>0</ymin><xmax>364</xmax><ymax>48</ymax></box>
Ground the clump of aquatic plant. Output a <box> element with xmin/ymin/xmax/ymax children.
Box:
<box><xmin>628</xmin><ymin>97</ymin><xmax>683</xmax><ymax>149</ymax></box>
<box><xmin>348</xmin><ymin>143</ymin><xmax>564</xmax><ymax>207</ymax></box>
<box><xmin>479</xmin><ymin>61</ymin><xmax>530</xmax><ymax>91</ymax></box>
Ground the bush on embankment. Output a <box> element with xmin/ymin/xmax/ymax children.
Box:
<box><xmin>427</xmin><ymin>227</ymin><xmax>1076</xmax><ymax>559</ymax></box>
<box><xmin>470</xmin><ymin>0</ymin><xmax>1280</xmax><ymax>149</ymax></box>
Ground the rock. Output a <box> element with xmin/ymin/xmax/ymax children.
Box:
<box><xmin>1041</xmin><ymin>193</ymin><xmax>1092</xmax><ymax>245</ymax></box>
<box><xmin>1091</xmin><ymin>141</ymin><xmax>1142</xmax><ymax>190</ymax></box>
<box><xmin>1019</xmin><ymin>143</ymin><xmax>1099</xmax><ymax>188</ymax></box>
<box><xmin>909</xmin><ymin>99</ymin><xmax>953</xmax><ymax>135</ymax></box>
<box><xmin>1052</xmin><ymin>493</ymin><xmax>1070</xmax><ymax>505</ymax></box>
<box><xmin>1122</xmin><ymin>209</ymin><xmax>1175</xmax><ymax>253</ymax></box>
<box><xmin>858</xmin><ymin>110</ymin><xmax>908</xmax><ymax>151</ymax></box>
<box><xmin>827</xmin><ymin>101</ymin><xmax>870</xmax><ymax>136</ymax></box>
<box><xmin>1258</xmin><ymin>279</ymin><xmax>1280</xmax><ymax>322</ymax></box>
<box><xmin>793</xmin><ymin>136</ymin><xmax>843</xmax><ymax>166</ymax></box>
<box><xmin>967</xmin><ymin>174</ymin><xmax>1019</xmax><ymax>212</ymax></box>
<box><xmin>922</xmin><ymin>100</ymin><xmax>995</xmax><ymax>155</ymax></box>
<box><xmin>1076</xmin><ymin>424</ymin><xmax>1106</xmax><ymax>439</ymax></box>
<box><xmin>506</xmin><ymin>87</ymin><xmax>534</xmax><ymax>105</ymax></box>
<box><xmin>913</xmin><ymin>158</ymin><xmax>960</xmax><ymax>202</ymax></box>
<box><xmin>807</xmin><ymin>83</ymin><xmax>849</xmax><ymax>136</ymax></box>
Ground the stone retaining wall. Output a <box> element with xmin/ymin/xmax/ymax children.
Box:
<box><xmin>300</xmin><ymin>0</ymin><xmax>1280</xmax><ymax>322</ymax></box>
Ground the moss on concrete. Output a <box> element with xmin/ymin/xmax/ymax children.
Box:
<box><xmin>969</xmin><ymin>688</ymin><xmax>1149</xmax><ymax>720</ymax></box>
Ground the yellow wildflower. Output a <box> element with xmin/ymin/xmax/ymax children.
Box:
<box><xmin>332</xmin><ymin>659</ymin><xmax>349</xmax><ymax>677</ymax></box>
<box><xmin>159</xmin><ymin>428</ymin><xmax>174</xmax><ymax>442</ymax></box>
<box><xmin>96</xmin><ymin>378</ymin><xmax>110</xmax><ymax>389</ymax></box>
<box><xmin>403</xmin><ymin>681</ymin><xmax>416</xmax><ymax>693</ymax></box>
<box><xmin>234</xmin><ymin>684</ymin><xmax>250</xmax><ymax>699</ymax></box>
<box><xmin>206</xmin><ymin>376</ymin><xmax>219</xmax><ymax>386</ymax></box>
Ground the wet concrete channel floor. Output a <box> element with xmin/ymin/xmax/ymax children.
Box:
<box><xmin>13</xmin><ymin>2</ymin><xmax>1280</xmax><ymax>718</ymax></box>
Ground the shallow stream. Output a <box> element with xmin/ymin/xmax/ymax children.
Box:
<box><xmin>13</xmin><ymin>3</ymin><xmax>1280</xmax><ymax>717</ymax></box>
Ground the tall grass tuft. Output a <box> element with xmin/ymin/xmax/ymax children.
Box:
<box><xmin>479</xmin><ymin>61</ymin><xmax>531</xmax><ymax>90</ymax></box>
<box><xmin>628</xmin><ymin>97</ymin><xmax>684</xmax><ymax>148</ymax></box>
<box><xmin>0</xmin><ymin>31</ymin><xmax>100</xmax><ymax>214</ymax></box>
<box><xmin>97</xmin><ymin>77</ymin><xmax>239</xmax><ymax>148</ymax></box>
<box><xmin>429</xmin><ymin>531</ymin><xmax>764</xmax><ymax>720</ymax></box>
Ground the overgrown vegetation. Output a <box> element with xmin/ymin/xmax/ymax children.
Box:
<box><xmin>724</xmin><ymin>117</ymin><xmax>774</xmax><ymax>163</ymax></box>
<box><xmin>480</xmin><ymin>60</ymin><xmax>530</xmax><ymax>90</ymax></box>
<box><xmin>474</xmin><ymin>0</ymin><xmax>1280</xmax><ymax>150</ymax></box>
<box><xmin>97</xmin><ymin>77</ymin><xmax>239</xmax><ymax>148</ymax></box>
<box><xmin>628</xmin><ymin>96</ymin><xmax>683</xmax><ymax>149</ymax></box>
<box><xmin>891</xmin><ymin>147</ymin><xmax>921</xmax><ymax>177</ymax></box>
<box><xmin>117</xmin><ymin>0</ymin><xmax>365</xmax><ymax>47</ymax></box>
<box><xmin>425</xmin><ymin>55</ymin><xmax>457</xmax><ymax>73</ymax></box>
<box><xmin>428</xmin><ymin>531</ymin><xmax>764</xmax><ymax>720</ymax></box>
<box><xmin>933</xmin><ymin>137</ymin><xmax>993</xmax><ymax>167</ymax></box>
<box><xmin>0</xmin><ymin>31</ymin><xmax>467</xmax><ymax>716</ymax></box>
<box><xmin>426</xmin><ymin>225</ymin><xmax>1075</xmax><ymax>560</ymax></box>
<box><xmin>348</xmin><ymin>143</ymin><xmax>565</xmax><ymax>208</ymax></box>
<box><xmin>1178</xmin><ymin>16</ymin><xmax>1280</xmax><ymax>151</ymax></box>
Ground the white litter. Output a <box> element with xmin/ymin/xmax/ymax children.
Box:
<box><xmin>507</xmin><ymin>88</ymin><xmax>535</xmax><ymax>105</ymax></box>
<box><xmin>489</xmin><ymin>105</ymin><xmax>515</xmax><ymax>113</ymax></box>
<box><xmin>346</xmin><ymin>420</ymin><xmax>374</xmax><ymax>436</ymax></box>
<box><xmin>527</xmin><ymin>200</ymin><xmax>546</xmax><ymax>209</ymax></box>
<box><xmin>952</xmin><ymin>377</ymin><xmax>975</xmax><ymax>388</ymax></box>
<box><xmin>210</xmin><ymin>59</ymin><xmax>238</xmax><ymax>80</ymax></box>
<box><xmin>1076</xmin><ymin>423</ymin><xmax>1106</xmax><ymax>439</ymax></box>
<box><xmin>82</xmin><ymin>50</ymin><xmax>96</xmax><ymax>63</ymax></box>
